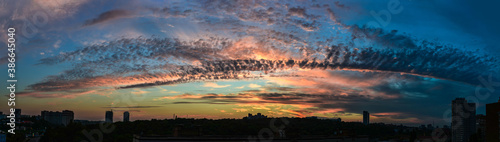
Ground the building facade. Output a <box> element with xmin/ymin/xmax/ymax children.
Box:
<box><xmin>124</xmin><ymin>111</ymin><xmax>130</xmax><ymax>122</ymax></box>
<box><xmin>476</xmin><ymin>114</ymin><xmax>486</xmax><ymax>142</ymax></box>
<box><xmin>486</xmin><ymin>98</ymin><xmax>500</xmax><ymax>142</ymax></box>
<box><xmin>363</xmin><ymin>111</ymin><xmax>369</xmax><ymax>125</ymax></box>
<box><xmin>105</xmin><ymin>110</ymin><xmax>113</xmax><ymax>123</ymax></box>
<box><xmin>41</xmin><ymin>110</ymin><xmax>74</xmax><ymax>126</ymax></box>
<box><xmin>451</xmin><ymin>98</ymin><xmax>476</xmax><ymax>142</ymax></box>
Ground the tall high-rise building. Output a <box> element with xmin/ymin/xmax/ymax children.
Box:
<box><xmin>363</xmin><ymin>111</ymin><xmax>369</xmax><ymax>125</ymax></box>
<box><xmin>476</xmin><ymin>114</ymin><xmax>486</xmax><ymax>142</ymax></box>
<box><xmin>123</xmin><ymin>111</ymin><xmax>130</xmax><ymax>122</ymax></box>
<box><xmin>452</xmin><ymin>98</ymin><xmax>476</xmax><ymax>142</ymax></box>
<box><xmin>105</xmin><ymin>110</ymin><xmax>113</xmax><ymax>123</ymax></box>
<box><xmin>486</xmin><ymin>98</ymin><xmax>500</xmax><ymax>142</ymax></box>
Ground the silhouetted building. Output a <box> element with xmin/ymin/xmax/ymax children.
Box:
<box><xmin>41</xmin><ymin>110</ymin><xmax>74</xmax><ymax>126</ymax></box>
<box><xmin>486</xmin><ymin>98</ymin><xmax>500</xmax><ymax>142</ymax></box>
<box><xmin>245</xmin><ymin>113</ymin><xmax>267</xmax><ymax>119</ymax></box>
<box><xmin>14</xmin><ymin>109</ymin><xmax>21</xmax><ymax>119</ymax></box>
<box><xmin>452</xmin><ymin>98</ymin><xmax>476</xmax><ymax>142</ymax></box>
<box><xmin>420</xmin><ymin>125</ymin><xmax>426</xmax><ymax>129</ymax></box>
<box><xmin>363</xmin><ymin>111</ymin><xmax>369</xmax><ymax>125</ymax></box>
<box><xmin>124</xmin><ymin>111</ymin><xmax>130</xmax><ymax>122</ymax></box>
<box><xmin>324</xmin><ymin>118</ymin><xmax>342</xmax><ymax>122</ymax></box>
<box><xmin>476</xmin><ymin>114</ymin><xmax>486</xmax><ymax>142</ymax></box>
<box><xmin>105</xmin><ymin>110</ymin><xmax>113</xmax><ymax>123</ymax></box>
<box><xmin>306</xmin><ymin>116</ymin><xmax>318</xmax><ymax>119</ymax></box>
<box><xmin>333</xmin><ymin>118</ymin><xmax>342</xmax><ymax>122</ymax></box>
<box><xmin>427</xmin><ymin>124</ymin><xmax>434</xmax><ymax>130</ymax></box>
<box><xmin>61</xmin><ymin>110</ymin><xmax>74</xmax><ymax>125</ymax></box>
<box><xmin>0</xmin><ymin>133</ymin><xmax>5</xmax><ymax>142</ymax></box>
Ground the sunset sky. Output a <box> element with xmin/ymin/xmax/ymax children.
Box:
<box><xmin>1</xmin><ymin>0</ymin><xmax>499</xmax><ymax>126</ymax></box>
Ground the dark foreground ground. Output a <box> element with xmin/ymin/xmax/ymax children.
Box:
<box><xmin>4</xmin><ymin>117</ymin><xmax>451</xmax><ymax>142</ymax></box>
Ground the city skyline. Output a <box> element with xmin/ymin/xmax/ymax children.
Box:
<box><xmin>5</xmin><ymin>102</ymin><xmax>496</xmax><ymax>128</ymax></box>
<box><xmin>0</xmin><ymin>0</ymin><xmax>499</xmax><ymax>127</ymax></box>
<box><xmin>5</xmin><ymin>97</ymin><xmax>499</xmax><ymax>141</ymax></box>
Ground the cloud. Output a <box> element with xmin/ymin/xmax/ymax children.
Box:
<box><xmin>160</xmin><ymin>91</ymin><xmax>405</xmax><ymax>121</ymax></box>
<box><xmin>150</xmin><ymin>7</ymin><xmax>192</xmax><ymax>18</ymax></box>
<box><xmin>333</xmin><ymin>1</ymin><xmax>349</xmax><ymax>9</ymax></box>
<box><xmin>131</xmin><ymin>89</ymin><xmax>150</xmax><ymax>95</ymax></box>
<box><xmin>29</xmin><ymin>36</ymin><xmax>498</xmax><ymax>94</ymax></box>
<box><xmin>22</xmin><ymin>0</ymin><xmax>499</xmax><ymax>101</ymax></box>
<box><xmin>202</xmin><ymin>82</ymin><xmax>231</xmax><ymax>88</ymax></box>
<box><xmin>232</xmin><ymin>108</ymin><xmax>248</xmax><ymax>112</ymax></box>
<box><xmin>288</xmin><ymin>7</ymin><xmax>309</xmax><ymax>19</ymax></box>
<box><xmin>326</xmin><ymin>8</ymin><xmax>340</xmax><ymax>24</ymax></box>
<box><xmin>156</xmin><ymin>72</ymin><xmax>484</xmax><ymax>124</ymax></box>
<box><xmin>16</xmin><ymin>89</ymin><xmax>97</xmax><ymax>99</ymax></box>
<box><xmin>83</xmin><ymin>9</ymin><xmax>135</xmax><ymax>26</ymax></box>
<box><xmin>53</xmin><ymin>40</ymin><xmax>62</xmax><ymax>49</ymax></box>
<box><xmin>142</xmin><ymin>66</ymin><xmax>497</xmax><ymax>124</ymax></box>
<box><xmin>32</xmin><ymin>0</ymin><xmax>89</xmax><ymax>18</ymax></box>
<box><xmin>348</xmin><ymin>25</ymin><xmax>417</xmax><ymax>49</ymax></box>
<box><xmin>289</xmin><ymin>19</ymin><xmax>320</xmax><ymax>31</ymax></box>
<box><xmin>248</xmin><ymin>84</ymin><xmax>262</xmax><ymax>88</ymax></box>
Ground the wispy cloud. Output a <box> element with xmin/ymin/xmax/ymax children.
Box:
<box><xmin>202</xmin><ymin>82</ymin><xmax>231</xmax><ymax>88</ymax></box>
<box><xmin>248</xmin><ymin>84</ymin><xmax>262</xmax><ymax>88</ymax></box>
<box><xmin>28</xmin><ymin>37</ymin><xmax>498</xmax><ymax>94</ymax></box>
<box><xmin>83</xmin><ymin>9</ymin><xmax>135</xmax><ymax>26</ymax></box>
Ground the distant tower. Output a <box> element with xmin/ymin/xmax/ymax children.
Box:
<box><xmin>452</xmin><ymin>98</ymin><xmax>476</xmax><ymax>142</ymax></box>
<box><xmin>123</xmin><ymin>111</ymin><xmax>130</xmax><ymax>122</ymax></box>
<box><xmin>363</xmin><ymin>111</ymin><xmax>369</xmax><ymax>125</ymax></box>
<box><xmin>105</xmin><ymin>110</ymin><xmax>113</xmax><ymax>123</ymax></box>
